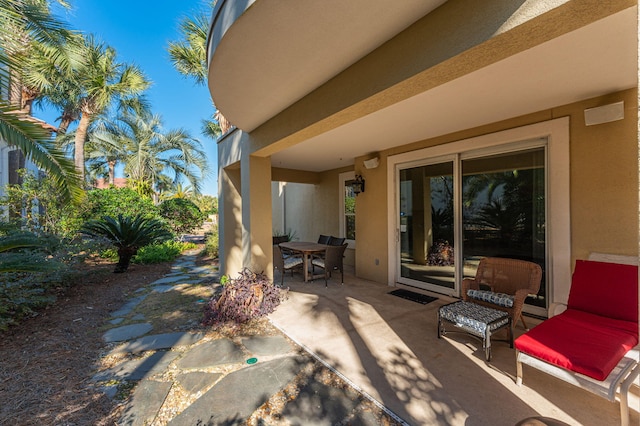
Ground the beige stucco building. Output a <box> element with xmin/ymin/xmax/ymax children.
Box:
<box><xmin>207</xmin><ymin>0</ymin><xmax>638</xmax><ymax>319</ymax></box>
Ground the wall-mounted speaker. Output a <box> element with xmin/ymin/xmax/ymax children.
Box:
<box><xmin>363</xmin><ymin>157</ymin><xmax>380</xmax><ymax>169</ymax></box>
<box><xmin>584</xmin><ymin>101</ymin><xmax>624</xmax><ymax>126</ymax></box>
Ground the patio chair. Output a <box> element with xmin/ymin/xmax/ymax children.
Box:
<box><xmin>328</xmin><ymin>236</ymin><xmax>346</xmax><ymax>246</ymax></box>
<box><xmin>317</xmin><ymin>234</ymin><xmax>331</xmax><ymax>244</ymax></box>
<box><xmin>311</xmin><ymin>243</ymin><xmax>348</xmax><ymax>286</ymax></box>
<box><xmin>461</xmin><ymin>257</ymin><xmax>542</xmax><ymax>332</ymax></box>
<box><xmin>515</xmin><ymin>259</ymin><xmax>639</xmax><ymax>426</ymax></box>
<box><xmin>273</xmin><ymin>244</ymin><xmax>303</xmax><ymax>285</ymax></box>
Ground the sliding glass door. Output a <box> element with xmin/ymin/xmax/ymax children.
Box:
<box><xmin>398</xmin><ymin>159</ymin><xmax>456</xmax><ymax>294</ymax></box>
<box><xmin>461</xmin><ymin>148</ymin><xmax>546</xmax><ymax>308</ymax></box>
<box><xmin>396</xmin><ymin>143</ymin><xmax>547</xmax><ymax>311</ymax></box>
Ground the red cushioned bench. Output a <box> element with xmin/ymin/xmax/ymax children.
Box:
<box><xmin>515</xmin><ymin>259</ymin><xmax>639</xmax><ymax>426</ymax></box>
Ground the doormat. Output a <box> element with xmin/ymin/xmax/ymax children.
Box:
<box><xmin>388</xmin><ymin>289</ymin><xmax>437</xmax><ymax>305</ymax></box>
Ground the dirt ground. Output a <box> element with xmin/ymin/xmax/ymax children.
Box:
<box><xmin>0</xmin><ymin>260</ymin><xmax>173</xmax><ymax>426</ymax></box>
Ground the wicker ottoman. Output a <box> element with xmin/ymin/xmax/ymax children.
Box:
<box><xmin>438</xmin><ymin>300</ymin><xmax>513</xmax><ymax>361</ymax></box>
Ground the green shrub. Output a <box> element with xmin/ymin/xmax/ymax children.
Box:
<box><xmin>133</xmin><ymin>240</ymin><xmax>197</xmax><ymax>264</ymax></box>
<box><xmin>204</xmin><ymin>226</ymin><xmax>219</xmax><ymax>258</ymax></box>
<box><xmin>0</xmin><ymin>171</ymin><xmax>81</xmax><ymax>237</ymax></box>
<box><xmin>159</xmin><ymin>198</ymin><xmax>205</xmax><ymax>235</ymax></box>
<box><xmin>193</xmin><ymin>195</ymin><xmax>218</xmax><ymax>216</ymax></box>
<box><xmin>80</xmin><ymin>188</ymin><xmax>161</xmax><ymax>224</ymax></box>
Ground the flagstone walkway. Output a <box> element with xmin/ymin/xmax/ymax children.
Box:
<box><xmin>93</xmin><ymin>250</ymin><xmax>395</xmax><ymax>425</ymax></box>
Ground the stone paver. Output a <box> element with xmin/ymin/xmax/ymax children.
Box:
<box><xmin>94</xmin><ymin>350</ymin><xmax>180</xmax><ymax>382</ymax></box>
<box><xmin>103</xmin><ymin>323</ymin><xmax>153</xmax><ymax>343</ymax></box>
<box><xmin>242</xmin><ymin>335</ymin><xmax>295</xmax><ymax>356</ymax></box>
<box><xmin>120</xmin><ymin>380</ymin><xmax>173</xmax><ymax>426</ymax></box>
<box><xmin>280</xmin><ymin>380</ymin><xmax>360</xmax><ymax>425</ymax></box>
<box><xmin>151</xmin><ymin>284</ymin><xmax>181</xmax><ymax>293</ymax></box>
<box><xmin>168</xmin><ymin>357</ymin><xmax>305</xmax><ymax>425</ymax></box>
<box><xmin>177</xmin><ymin>372</ymin><xmax>222</xmax><ymax>394</ymax></box>
<box><xmin>110</xmin><ymin>295</ymin><xmax>147</xmax><ymax>317</ymax></box>
<box><xmin>176</xmin><ymin>339</ymin><xmax>245</xmax><ymax>370</ymax></box>
<box><xmin>151</xmin><ymin>275</ymin><xmax>191</xmax><ymax>285</ymax></box>
<box><xmin>188</xmin><ymin>266</ymin><xmax>216</xmax><ymax>274</ymax></box>
<box><xmin>111</xmin><ymin>332</ymin><xmax>205</xmax><ymax>354</ymax></box>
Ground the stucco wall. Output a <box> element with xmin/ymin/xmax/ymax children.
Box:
<box><xmin>561</xmin><ymin>90</ymin><xmax>639</xmax><ymax>261</ymax></box>
<box><xmin>272</xmin><ymin>168</ymin><xmax>356</xmax><ymax>267</ymax></box>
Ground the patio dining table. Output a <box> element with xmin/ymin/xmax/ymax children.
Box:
<box><xmin>279</xmin><ymin>241</ymin><xmax>327</xmax><ymax>282</ymax></box>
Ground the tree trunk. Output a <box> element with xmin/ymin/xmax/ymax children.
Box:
<box><xmin>21</xmin><ymin>86</ymin><xmax>38</xmax><ymax>114</ymax></box>
<box><xmin>74</xmin><ymin>112</ymin><xmax>92</xmax><ymax>181</ymax></box>
<box><xmin>115</xmin><ymin>247</ymin><xmax>137</xmax><ymax>273</ymax></box>
<box><xmin>57</xmin><ymin>109</ymin><xmax>78</xmax><ymax>134</ymax></box>
<box><xmin>108</xmin><ymin>160</ymin><xmax>116</xmax><ymax>185</ymax></box>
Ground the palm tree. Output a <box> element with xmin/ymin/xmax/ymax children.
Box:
<box><xmin>80</xmin><ymin>214</ymin><xmax>172</xmax><ymax>273</ymax></box>
<box><xmin>168</xmin><ymin>6</ymin><xmax>229</xmax><ymax>136</ymax></box>
<box><xmin>21</xmin><ymin>34</ymin><xmax>84</xmax><ymax>133</ymax></box>
<box><xmin>114</xmin><ymin>111</ymin><xmax>209</xmax><ymax>199</ymax></box>
<box><xmin>165</xmin><ymin>183</ymin><xmax>194</xmax><ymax>200</ymax></box>
<box><xmin>81</xmin><ymin>119</ymin><xmax>129</xmax><ymax>185</ymax></box>
<box><xmin>71</xmin><ymin>35</ymin><xmax>150</xmax><ymax>181</ymax></box>
<box><xmin>0</xmin><ymin>0</ymin><xmax>82</xmax><ymax>202</ymax></box>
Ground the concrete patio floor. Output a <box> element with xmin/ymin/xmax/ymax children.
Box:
<box><xmin>269</xmin><ymin>270</ymin><xmax>640</xmax><ymax>426</ymax></box>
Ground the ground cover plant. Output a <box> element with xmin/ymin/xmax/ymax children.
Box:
<box><xmin>202</xmin><ymin>268</ymin><xmax>288</xmax><ymax>326</ymax></box>
<box><xmin>0</xmin><ymin>225</ymin><xmax>74</xmax><ymax>331</ymax></box>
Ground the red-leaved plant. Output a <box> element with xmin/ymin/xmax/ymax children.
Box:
<box><xmin>202</xmin><ymin>268</ymin><xmax>288</xmax><ymax>326</ymax></box>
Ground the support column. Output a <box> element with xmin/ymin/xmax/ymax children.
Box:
<box><xmin>219</xmin><ymin>166</ymin><xmax>242</xmax><ymax>278</ymax></box>
<box><xmin>636</xmin><ymin>3</ymin><xmax>640</xmax><ymax>338</ymax></box>
<box><xmin>241</xmin><ymin>154</ymin><xmax>274</xmax><ymax>280</ymax></box>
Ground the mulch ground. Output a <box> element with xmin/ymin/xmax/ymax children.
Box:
<box><xmin>0</xmin><ymin>261</ymin><xmax>172</xmax><ymax>426</ymax></box>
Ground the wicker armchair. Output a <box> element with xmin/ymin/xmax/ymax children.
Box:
<box><xmin>462</xmin><ymin>257</ymin><xmax>542</xmax><ymax>331</ymax></box>
<box><xmin>311</xmin><ymin>243</ymin><xmax>348</xmax><ymax>287</ymax></box>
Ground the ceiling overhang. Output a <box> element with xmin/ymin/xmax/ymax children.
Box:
<box><xmin>208</xmin><ymin>2</ymin><xmax>638</xmax><ymax>173</ymax></box>
<box><xmin>207</xmin><ymin>0</ymin><xmax>447</xmax><ymax>132</ymax></box>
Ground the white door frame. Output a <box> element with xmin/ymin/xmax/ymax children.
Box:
<box><xmin>386</xmin><ymin>117</ymin><xmax>571</xmax><ymax>315</ymax></box>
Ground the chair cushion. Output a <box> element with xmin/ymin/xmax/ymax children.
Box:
<box><xmin>467</xmin><ymin>289</ymin><xmax>514</xmax><ymax>308</ymax></box>
<box><xmin>515</xmin><ymin>309</ymin><xmax>639</xmax><ymax>381</ymax></box>
<box><xmin>284</xmin><ymin>257</ymin><xmax>303</xmax><ymax>269</ymax></box>
<box><xmin>311</xmin><ymin>258</ymin><xmax>325</xmax><ymax>268</ymax></box>
<box><xmin>568</xmin><ymin>260</ymin><xmax>638</xmax><ymax>322</ymax></box>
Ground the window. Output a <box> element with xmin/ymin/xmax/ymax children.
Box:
<box><xmin>339</xmin><ymin>171</ymin><xmax>356</xmax><ymax>245</ymax></box>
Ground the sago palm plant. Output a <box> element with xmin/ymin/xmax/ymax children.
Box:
<box><xmin>0</xmin><ymin>231</ymin><xmax>61</xmax><ymax>273</ymax></box>
<box><xmin>81</xmin><ymin>214</ymin><xmax>172</xmax><ymax>273</ymax></box>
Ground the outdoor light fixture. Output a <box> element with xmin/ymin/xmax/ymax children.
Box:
<box><xmin>352</xmin><ymin>174</ymin><xmax>365</xmax><ymax>195</ymax></box>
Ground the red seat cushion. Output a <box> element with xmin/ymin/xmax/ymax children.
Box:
<box><xmin>515</xmin><ymin>309</ymin><xmax>638</xmax><ymax>381</ymax></box>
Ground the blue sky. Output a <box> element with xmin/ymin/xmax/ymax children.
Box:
<box><xmin>38</xmin><ymin>0</ymin><xmax>218</xmax><ymax>195</ymax></box>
